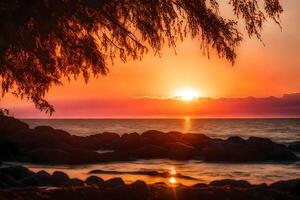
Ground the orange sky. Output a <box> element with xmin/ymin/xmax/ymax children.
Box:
<box><xmin>1</xmin><ymin>1</ymin><xmax>300</xmax><ymax>118</ymax></box>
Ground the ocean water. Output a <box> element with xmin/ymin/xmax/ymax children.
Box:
<box><xmin>17</xmin><ymin>118</ymin><xmax>300</xmax><ymax>185</ymax></box>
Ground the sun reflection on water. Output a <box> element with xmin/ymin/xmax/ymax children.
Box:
<box><xmin>183</xmin><ymin>117</ymin><xmax>191</xmax><ymax>132</ymax></box>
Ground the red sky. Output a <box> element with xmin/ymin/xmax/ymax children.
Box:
<box><xmin>1</xmin><ymin>1</ymin><xmax>300</xmax><ymax>118</ymax></box>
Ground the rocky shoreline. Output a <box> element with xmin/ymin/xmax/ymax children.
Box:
<box><xmin>0</xmin><ymin>116</ymin><xmax>299</xmax><ymax>164</ymax></box>
<box><xmin>1</xmin><ymin>116</ymin><xmax>300</xmax><ymax>199</ymax></box>
<box><xmin>0</xmin><ymin>165</ymin><xmax>299</xmax><ymax>200</ymax></box>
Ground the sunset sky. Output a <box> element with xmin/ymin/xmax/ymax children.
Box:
<box><xmin>1</xmin><ymin>1</ymin><xmax>300</xmax><ymax>118</ymax></box>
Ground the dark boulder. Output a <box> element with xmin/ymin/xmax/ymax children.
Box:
<box><xmin>0</xmin><ymin>166</ymin><xmax>34</xmax><ymax>180</ymax></box>
<box><xmin>103</xmin><ymin>177</ymin><xmax>125</xmax><ymax>187</ymax></box>
<box><xmin>51</xmin><ymin>171</ymin><xmax>70</xmax><ymax>186</ymax></box>
<box><xmin>34</xmin><ymin>170</ymin><xmax>52</xmax><ymax>185</ymax></box>
<box><xmin>34</xmin><ymin>125</ymin><xmax>55</xmax><ymax>133</ymax></box>
<box><xmin>68</xmin><ymin>148</ymin><xmax>102</xmax><ymax>164</ymax></box>
<box><xmin>131</xmin><ymin>180</ymin><xmax>149</xmax><ymax>199</ymax></box>
<box><xmin>227</xmin><ymin>136</ymin><xmax>246</xmax><ymax>143</ymax></box>
<box><xmin>0</xmin><ymin>116</ymin><xmax>29</xmax><ymax>134</ymax></box>
<box><xmin>164</xmin><ymin>142</ymin><xmax>196</xmax><ymax>159</ymax></box>
<box><xmin>70</xmin><ymin>178</ymin><xmax>84</xmax><ymax>186</ymax></box>
<box><xmin>27</xmin><ymin>148</ymin><xmax>72</xmax><ymax>164</ymax></box>
<box><xmin>271</xmin><ymin>179</ymin><xmax>300</xmax><ymax>196</ymax></box>
<box><xmin>80</xmin><ymin>132</ymin><xmax>120</xmax><ymax>149</ymax></box>
<box><xmin>288</xmin><ymin>142</ymin><xmax>300</xmax><ymax>152</ymax></box>
<box><xmin>86</xmin><ymin>176</ymin><xmax>104</xmax><ymax>186</ymax></box>
<box><xmin>201</xmin><ymin>136</ymin><xmax>298</xmax><ymax>162</ymax></box>
<box><xmin>141</xmin><ymin>130</ymin><xmax>181</xmax><ymax>145</ymax></box>
<box><xmin>193</xmin><ymin>183</ymin><xmax>208</xmax><ymax>188</ymax></box>
<box><xmin>135</xmin><ymin>144</ymin><xmax>168</xmax><ymax>158</ymax></box>
<box><xmin>21</xmin><ymin>175</ymin><xmax>40</xmax><ymax>186</ymax></box>
<box><xmin>0</xmin><ymin>139</ymin><xmax>20</xmax><ymax>161</ymax></box>
<box><xmin>210</xmin><ymin>179</ymin><xmax>251</xmax><ymax>187</ymax></box>
<box><xmin>112</xmin><ymin>132</ymin><xmax>142</xmax><ymax>150</ymax></box>
<box><xmin>0</xmin><ymin>174</ymin><xmax>23</xmax><ymax>188</ymax></box>
<box><xmin>180</xmin><ymin>133</ymin><xmax>211</xmax><ymax>147</ymax></box>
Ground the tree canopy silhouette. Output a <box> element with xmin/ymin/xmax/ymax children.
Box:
<box><xmin>0</xmin><ymin>0</ymin><xmax>283</xmax><ymax>114</ymax></box>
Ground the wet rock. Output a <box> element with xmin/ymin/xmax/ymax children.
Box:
<box><xmin>68</xmin><ymin>148</ymin><xmax>102</xmax><ymax>164</ymax></box>
<box><xmin>0</xmin><ymin>166</ymin><xmax>34</xmax><ymax>180</ymax></box>
<box><xmin>0</xmin><ymin>116</ymin><xmax>29</xmax><ymax>134</ymax></box>
<box><xmin>103</xmin><ymin>178</ymin><xmax>125</xmax><ymax>187</ymax></box>
<box><xmin>34</xmin><ymin>170</ymin><xmax>52</xmax><ymax>185</ymax></box>
<box><xmin>85</xmin><ymin>176</ymin><xmax>104</xmax><ymax>186</ymax></box>
<box><xmin>164</xmin><ymin>142</ymin><xmax>196</xmax><ymax>159</ymax></box>
<box><xmin>113</xmin><ymin>133</ymin><xmax>142</xmax><ymax>150</ymax></box>
<box><xmin>131</xmin><ymin>180</ymin><xmax>149</xmax><ymax>199</ymax></box>
<box><xmin>51</xmin><ymin>171</ymin><xmax>70</xmax><ymax>186</ymax></box>
<box><xmin>193</xmin><ymin>183</ymin><xmax>208</xmax><ymax>188</ymax></box>
<box><xmin>80</xmin><ymin>132</ymin><xmax>120</xmax><ymax>149</ymax></box>
<box><xmin>21</xmin><ymin>176</ymin><xmax>40</xmax><ymax>186</ymax></box>
<box><xmin>135</xmin><ymin>144</ymin><xmax>168</xmax><ymax>158</ymax></box>
<box><xmin>201</xmin><ymin>137</ymin><xmax>298</xmax><ymax>162</ymax></box>
<box><xmin>141</xmin><ymin>130</ymin><xmax>181</xmax><ymax>145</ymax></box>
<box><xmin>180</xmin><ymin>133</ymin><xmax>211</xmax><ymax>146</ymax></box>
<box><xmin>0</xmin><ymin>174</ymin><xmax>23</xmax><ymax>188</ymax></box>
<box><xmin>27</xmin><ymin>148</ymin><xmax>72</xmax><ymax>164</ymax></box>
<box><xmin>70</xmin><ymin>178</ymin><xmax>84</xmax><ymax>186</ymax></box>
<box><xmin>34</xmin><ymin>125</ymin><xmax>55</xmax><ymax>133</ymax></box>
<box><xmin>227</xmin><ymin>136</ymin><xmax>246</xmax><ymax>143</ymax></box>
<box><xmin>271</xmin><ymin>179</ymin><xmax>300</xmax><ymax>195</ymax></box>
<box><xmin>210</xmin><ymin>179</ymin><xmax>251</xmax><ymax>187</ymax></box>
<box><xmin>288</xmin><ymin>142</ymin><xmax>300</xmax><ymax>152</ymax></box>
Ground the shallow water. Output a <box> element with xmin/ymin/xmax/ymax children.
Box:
<box><xmin>19</xmin><ymin>118</ymin><xmax>300</xmax><ymax>185</ymax></box>
<box><xmin>23</xmin><ymin>118</ymin><xmax>300</xmax><ymax>143</ymax></box>
<box><xmin>5</xmin><ymin>159</ymin><xmax>297</xmax><ymax>186</ymax></box>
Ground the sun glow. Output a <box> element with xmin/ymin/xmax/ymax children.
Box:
<box><xmin>174</xmin><ymin>88</ymin><xmax>201</xmax><ymax>101</ymax></box>
<box><xmin>169</xmin><ymin>177</ymin><xmax>177</xmax><ymax>184</ymax></box>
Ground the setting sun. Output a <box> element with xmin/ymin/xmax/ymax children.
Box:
<box><xmin>174</xmin><ymin>88</ymin><xmax>201</xmax><ymax>101</ymax></box>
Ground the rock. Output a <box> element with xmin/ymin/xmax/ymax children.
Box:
<box><xmin>288</xmin><ymin>142</ymin><xmax>300</xmax><ymax>152</ymax></box>
<box><xmin>141</xmin><ymin>130</ymin><xmax>181</xmax><ymax>145</ymax></box>
<box><xmin>271</xmin><ymin>179</ymin><xmax>300</xmax><ymax>195</ymax></box>
<box><xmin>70</xmin><ymin>178</ymin><xmax>84</xmax><ymax>186</ymax></box>
<box><xmin>21</xmin><ymin>176</ymin><xmax>40</xmax><ymax>186</ymax></box>
<box><xmin>227</xmin><ymin>136</ymin><xmax>246</xmax><ymax>143</ymax></box>
<box><xmin>193</xmin><ymin>183</ymin><xmax>208</xmax><ymax>188</ymax></box>
<box><xmin>85</xmin><ymin>176</ymin><xmax>104</xmax><ymax>186</ymax></box>
<box><xmin>0</xmin><ymin>139</ymin><xmax>20</xmax><ymax>161</ymax></box>
<box><xmin>34</xmin><ymin>170</ymin><xmax>52</xmax><ymax>185</ymax></box>
<box><xmin>180</xmin><ymin>133</ymin><xmax>211</xmax><ymax>146</ymax></box>
<box><xmin>68</xmin><ymin>148</ymin><xmax>102</xmax><ymax>164</ymax></box>
<box><xmin>27</xmin><ymin>148</ymin><xmax>72</xmax><ymax>164</ymax></box>
<box><xmin>51</xmin><ymin>171</ymin><xmax>70</xmax><ymax>186</ymax></box>
<box><xmin>0</xmin><ymin>166</ymin><xmax>34</xmax><ymax>180</ymax></box>
<box><xmin>103</xmin><ymin>178</ymin><xmax>125</xmax><ymax>187</ymax></box>
<box><xmin>164</xmin><ymin>142</ymin><xmax>196</xmax><ymax>159</ymax></box>
<box><xmin>0</xmin><ymin>116</ymin><xmax>29</xmax><ymax>134</ymax></box>
<box><xmin>135</xmin><ymin>144</ymin><xmax>168</xmax><ymax>158</ymax></box>
<box><xmin>201</xmin><ymin>137</ymin><xmax>298</xmax><ymax>162</ymax></box>
<box><xmin>131</xmin><ymin>180</ymin><xmax>149</xmax><ymax>199</ymax></box>
<box><xmin>112</xmin><ymin>133</ymin><xmax>142</xmax><ymax>150</ymax></box>
<box><xmin>0</xmin><ymin>174</ymin><xmax>23</xmax><ymax>188</ymax></box>
<box><xmin>80</xmin><ymin>132</ymin><xmax>120</xmax><ymax>149</ymax></box>
<box><xmin>210</xmin><ymin>179</ymin><xmax>251</xmax><ymax>187</ymax></box>
<box><xmin>34</xmin><ymin>125</ymin><xmax>55</xmax><ymax>133</ymax></box>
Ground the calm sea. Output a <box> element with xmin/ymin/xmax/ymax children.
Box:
<box><xmin>14</xmin><ymin>118</ymin><xmax>300</xmax><ymax>185</ymax></box>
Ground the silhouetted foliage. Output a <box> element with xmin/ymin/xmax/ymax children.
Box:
<box><xmin>0</xmin><ymin>0</ymin><xmax>283</xmax><ymax>114</ymax></box>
